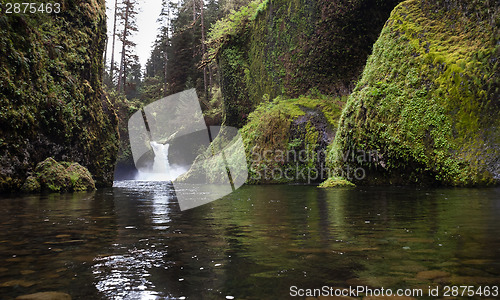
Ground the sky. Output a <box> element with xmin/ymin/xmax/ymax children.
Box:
<box><xmin>105</xmin><ymin>0</ymin><xmax>164</xmax><ymax>70</ymax></box>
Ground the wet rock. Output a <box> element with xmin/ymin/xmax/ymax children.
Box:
<box><xmin>345</xmin><ymin>278</ymin><xmax>371</xmax><ymax>287</ymax></box>
<box><xmin>15</xmin><ymin>292</ymin><xmax>71</xmax><ymax>300</ymax></box>
<box><xmin>433</xmin><ymin>276</ymin><xmax>451</xmax><ymax>285</ymax></box>
<box><xmin>461</xmin><ymin>259</ymin><xmax>492</xmax><ymax>265</ymax></box>
<box><xmin>304</xmin><ymin>254</ymin><xmax>318</xmax><ymax>260</ymax></box>
<box><xmin>0</xmin><ymin>0</ymin><xmax>117</xmax><ymax>193</ymax></box>
<box><xmin>396</xmin><ymin>238</ymin><xmax>434</xmax><ymax>243</ymax></box>
<box><xmin>416</xmin><ymin>270</ymin><xmax>450</xmax><ymax>280</ymax></box>
<box><xmin>20</xmin><ymin>270</ymin><xmax>36</xmax><ymax>275</ymax></box>
<box><xmin>364</xmin><ymin>276</ymin><xmax>401</xmax><ymax>288</ymax></box>
<box><xmin>412</xmin><ymin>249</ymin><xmax>437</xmax><ymax>254</ymax></box>
<box><xmin>55</xmin><ymin>235</ymin><xmax>71</xmax><ymax>239</ymax></box>
<box><xmin>44</xmin><ymin>240</ymin><xmax>86</xmax><ymax>245</ymax></box>
<box><xmin>391</xmin><ymin>263</ymin><xmax>427</xmax><ymax>273</ymax></box>
<box><xmin>458</xmin><ymin>267</ymin><xmax>492</xmax><ymax>277</ymax></box>
<box><xmin>449</xmin><ymin>276</ymin><xmax>500</xmax><ymax>285</ymax></box>
<box><xmin>434</xmin><ymin>261</ymin><xmax>460</xmax><ymax>268</ymax></box>
<box><xmin>0</xmin><ymin>279</ymin><xmax>36</xmax><ymax>287</ymax></box>
<box><xmin>217</xmin><ymin>0</ymin><xmax>401</xmax><ymax>128</ymax></box>
<box><xmin>238</xmin><ymin>96</ymin><xmax>341</xmax><ymax>185</ymax></box>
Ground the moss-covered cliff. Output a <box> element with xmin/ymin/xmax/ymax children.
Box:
<box><xmin>0</xmin><ymin>0</ymin><xmax>118</xmax><ymax>191</ymax></box>
<box><xmin>209</xmin><ymin>0</ymin><xmax>401</xmax><ymax>127</ymax></box>
<box><xmin>328</xmin><ymin>0</ymin><xmax>500</xmax><ymax>186</ymax></box>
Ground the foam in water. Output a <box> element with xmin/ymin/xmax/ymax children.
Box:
<box><xmin>135</xmin><ymin>142</ymin><xmax>187</xmax><ymax>181</ymax></box>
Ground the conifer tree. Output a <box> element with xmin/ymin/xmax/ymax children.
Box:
<box><xmin>117</xmin><ymin>0</ymin><xmax>139</xmax><ymax>92</ymax></box>
<box><xmin>109</xmin><ymin>0</ymin><xmax>119</xmax><ymax>85</ymax></box>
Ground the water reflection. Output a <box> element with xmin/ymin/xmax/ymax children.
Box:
<box><xmin>0</xmin><ymin>185</ymin><xmax>499</xmax><ymax>299</ymax></box>
<box><xmin>93</xmin><ymin>250</ymin><xmax>166</xmax><ymax>299</ymax></box>
<box><xmin>0</xmin><ymin>191</ymin><xmax>117</xmax><ymax>298</ymax></box>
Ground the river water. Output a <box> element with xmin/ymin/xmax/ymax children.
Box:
<box><xmin>0</xmin><ymin>183</ymin><xmax>499</xmax><ymax>299</ymax></box>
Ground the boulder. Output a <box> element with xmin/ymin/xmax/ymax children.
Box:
<box><xmin>16</xmin><ymin>291</ymin><xmax>71</xmax><ymax>300</ymax></box>
<box><xmin>23</xmin><ymin>157</ymin><xmax>96</xmax><ymax>193</ymax></box>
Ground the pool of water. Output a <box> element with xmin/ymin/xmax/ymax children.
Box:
<box><xmin>1</xmin><ymin>183</ymin><xmax>499</xmax><ymax>299</ymax></box>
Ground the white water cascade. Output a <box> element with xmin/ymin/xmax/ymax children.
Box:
<box><xmin>136</xmin><ymin>141</ymin><xmax>186</xmax><ymax>181</ymax></box>
<box><xmin>151</xmin><ymin>141</ymin><xmax>170</xmax><ymax>174</ymax></box>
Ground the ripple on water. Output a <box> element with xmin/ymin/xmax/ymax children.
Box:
<box><xmin>0</xmin><ymin>185</ymin><xmax>499</xmax><ymax>299</ymax></box>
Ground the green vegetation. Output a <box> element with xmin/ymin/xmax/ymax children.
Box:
<box><xmin>22</xmin><ymin>157</ymin><xmax>95</xmax><ymax>193</ymax></box>
<box><xmin>2</xmin><ymin>0</ymin><xmax>498</xmax><ymax>189</ymax></box>
<box><xmin>207</xmin><ymin>0</ymin><xmax>499</xmax><ymax>186</ymax></box>
<box><xmin>210</xmin><ymin>0</ymin><xmax>400</xmax><ymax>126</ymax></box>
<box><xmin>112</xmin><ymin>0</ymin><xmax>236</xmax><ymax>175</ymax></box>
<box><xmin>111</xmin><ymin>89</ymin><xmax>142</xmax><ymax>178</ymax></box>
<box><xmin>0</xmin><ymin>0</ymin><xmax>118</xmax><ymax>191</ymax></box>
<box><xmin>176</xmin><ymin>93</ymin><xmax>344</xmax><ymax>185</ymax></box>
<box><xmin>318</xmin><ymin>177</ymin><xmax>355</xmax><ymax>188</ymax></box>
<box><xmin>328</xmin><ymin>0</ymin><xmax>500</xmax><ymax>186</ymax></box>
<box><xmin>240</xmin><ymin>94</ymin><xmax>344</xmax><ymax>184</ymax></box>
<box><xmin>176</xmin><ymin>126</ymin><xmax>248</xmax><ymax>185</ymax></box>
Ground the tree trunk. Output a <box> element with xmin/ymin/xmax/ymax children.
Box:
<box><xmin>110</xmin><ymin>0</ymin><xmax>119</xmax><ymax>86</ymax></box>
<box><xmin>200</xmin><ymin>0</ymin><xmax>208</xmax><ymax>100</ymax></box>
<box><xmin>118</xmin><ymin>2</ymin><xmax>130</xmax><ymax>92</ymax></box>
<box><xmin>163</xmin><ymin>37</ymin><xmax>168</xmax><ymax>96</ymax></box>
<box><xmin>163</xmin><ymin>2</ymin><xmax>170</xmax><ymax>96</ymax></box>
<box><xmin>192</xmin><ymin>0</ymin><xmax>196</xmax><ymax>59</ymax></box>
<box><xmin>103</xmin><ymin>35</ymin><xmax>108</xmax><ymax>72</ymax></box>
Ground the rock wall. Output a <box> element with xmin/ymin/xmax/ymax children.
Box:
<box><xmin>329</xmin><ymin>0</ymin><xmax>500</xmax><ymax>186</ymax></box>
<box><xmin>214</xmin><ymin>0</ymin><xmax>401</xmax><ymax>127</ymax></box>
<box><xmin>0</xmin><ymin>0</ymin><xmax>118</xmax><ymax>191</ymax></box>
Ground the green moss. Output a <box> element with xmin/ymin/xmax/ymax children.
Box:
<box><xmin>0</xmin><ymin>0</ymin><xmax>118</xmax><ymax>191</ymax></box>
<box><xmin>241</xmin><ymin>94</ymin><xmax>344</xmax><ymax>184</ymax></box>
<box><xmin>329</xmin><ymin>0</ymin><xmax>500</xmax><ymax>186</ymax></box>
<box><xmin>318</xmin><ymin>177</ymin><xmax>355</xmax><ymax>188</ymax></box>
<box><xmin>209</xmin><ymin>0</ymin><xmax>401</xmax><ymax>127</ymax></box>
<box><xmin>21</xmin><ymin>176</ymin><xmax>41</xmax><ymax>193</ymax></box>
<box><xmin>65</xmin><ymin>162</ymin><xmax>96</xmax><ymax>191</ymax></box>
<box><xmin>30</xmin><ymin>157</ymin><xmax>95</xmax><ymax>193</ymax></box>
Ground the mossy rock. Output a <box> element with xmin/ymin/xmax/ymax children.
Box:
<box><xmin>328</xmin><ymin>0</ymin><xmax>500</xmax><ymax>186</ymax></box>
<box><xmin>65</xmin><ymin>162</ymin><xmax>96</xmax><ymax>191</ymax></box>
<box><xmin>27</xmin><ymin>158</ymin><xmax>95</xmax><ymax>193</ymax></box>
<box><xmin>35</xmin><ymin>158</ymin><xmax>70</xmax><ymax>193</ymax></box>
<box><xmin>318</xmin><ymin>177</ymin><xmax>356</xmax><ymax>188</ymax></box>
<box><xmin>15</xmin><ymin>291</ymin><xmax>71</xmax><ymax>300</ymax></box>
<box><xmin>241</xmin><ymin>94</ymin><xmax>345</xmax><ymax>184</ymax></box>
<box><xmin>21</xmin><ymin>176</ymin><xmax>41</xmax><ymax>193</ymax></box>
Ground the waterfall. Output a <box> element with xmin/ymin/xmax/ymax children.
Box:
<box><xmin>135</xmin><ymin>142</ymin><xmax>186</xmax><ymax>181</ymax></box>
<box><xmin>150</xmin><ymin>142</ymin><xmax>170</xmax><ymax>174</ymax></box>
